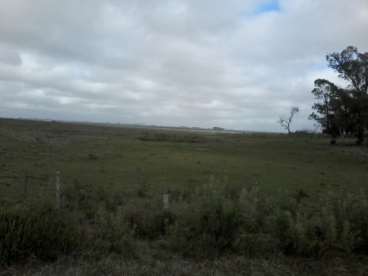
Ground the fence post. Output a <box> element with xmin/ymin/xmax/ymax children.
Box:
<box><xmin>55</xmin><ymin>170</ymin><xmax>61</xmax><ymax>209</ymax></box>
<box><xmin>163</xmin><ymin>193</ymin><xmax>170</xmax><ymax>210</ymax></box>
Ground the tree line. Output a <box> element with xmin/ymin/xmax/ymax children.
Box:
<box><xmin>310</xmin><ymin>46</ymin><xmax>368</xmax><ymax>145</ymax></box>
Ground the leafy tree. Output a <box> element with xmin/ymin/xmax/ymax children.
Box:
<box><xmin>310</xmin><ymin>46</ymin><xmax>368</xmax><ymax>144</ymax></box>
<box><xmin>279</xmin><ymin>107</ymin><xmax>299</xmax><ymax>134</ymax></box>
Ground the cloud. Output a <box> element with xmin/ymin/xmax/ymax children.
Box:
<box><xmin>0</xmin><ymin>0</ymin><xmax>367</xmax><ymax>131</ymax></box>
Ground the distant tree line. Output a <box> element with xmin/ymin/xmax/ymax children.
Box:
<box><xmin>310</xmin><ymin>46</ymin><xmax>368</xmax><ymax>145</ymax></box>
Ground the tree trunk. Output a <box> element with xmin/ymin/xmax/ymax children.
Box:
<box><xmin>356</xmin><ymin>127</ymin><xmax>364</xmax><ymax>145</ymax></box>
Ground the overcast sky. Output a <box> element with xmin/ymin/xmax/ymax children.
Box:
<box><xmin>0</xmin><ymin>0</ymin><xmax>367</xmax><ymax>131</ymax></box>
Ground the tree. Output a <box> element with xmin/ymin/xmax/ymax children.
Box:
<box><xmin>309</xmin><ymin>79</ymin><xmax>341</xmax><ymax>144</ymax></box>
<box><xmin>279</xmin><ymin>107</ymin><xmax>299</xmax><ymax>134</ymax></box>
<box><xmin>310</xmin><ymin>46</ymin><xmax>368</xmax><ymax>145</ymax></box>
<box><xmin>327</xmin><ymin>46</ymin><xmax>368</xmax><ymax>144</ymax></box>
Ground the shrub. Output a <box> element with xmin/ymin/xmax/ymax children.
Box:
<box><xmin>2</xmin><ymin>178</ymin><xmax>368</xmax><ymax>264</ymax></box>
<box><xmin>138</xmin><ymin>132</ymin><xmax>205</xmax><ymax>143</ymax></box>
<box><xmin>0</xmin><ymin>202</ymin><xmax>80</xmax><ymax>265</ymax></box>
<box><xmin>235</xmin><ymin>187</ymin><xmax>280</xmax><ymax>257</ymax></box>
<box><xmin>87</xmin><ymin>207</ymin><xmax>136</xmax><ymax>258</ymax></box>
<box><xmin>169</xmin><ymin>184</ymin><xmax>241</xmax><ymax>257</ymax></box>
<box><xmin>169</xmin><ymin>184</ymin><xmax>368</xmax><ymax>259</ymax></box>
<box><xmin>123</xmin><ymin>199</ymin><xmax>175</xmax><ymax>239</ymax></box>
<box><xmin>274</xmin><ymin>189</ymin><xmax>368</xmax><ymax>257</ymax></box>
<box><xmin>88</xmin><ymin>153</ymin><xmax>98</xmax><ymax>160</ymax></box>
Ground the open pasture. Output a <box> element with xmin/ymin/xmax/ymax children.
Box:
<box><xmin>0</xmin><ymin>118</ymin><xmax>367</xmax><ymax>205</ymax></box>
<box><xmin>1</xmin><ymin>118</ymin><xmax>368</xmax><ymax>275</ymax></box>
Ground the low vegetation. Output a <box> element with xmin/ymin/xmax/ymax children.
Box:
<box><xmin>1</xmin><ymin>181</ymin><xmax>368</xmax><ymax>274</ymax></box>
<box><xmin>138</xmin><ymin>131</ymin><xmax>206</xmax><ymax>143</ymax></box>
<box><xmin>1</xmin><ymin>119</ymin><xmax>368</xmax><ymax>274</ymax></box>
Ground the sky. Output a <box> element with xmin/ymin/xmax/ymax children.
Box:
<box><xmin>0</xmin><ymin>0</ymin><xmax>367</xmax><ymax>132</ymax></box>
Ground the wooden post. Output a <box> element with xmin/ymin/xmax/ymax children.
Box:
<box><xmin>163</xmin><ymin>193</ymin><xmax>169</xmax><ymax>210</ymax></box>
<box><xmin>55</xmin><ymin>170</ymin><xmax>61</xmax><ymax>209</ymax></box>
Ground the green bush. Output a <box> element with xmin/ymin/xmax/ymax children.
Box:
<box><xmin>2</xmin><ymin>179</ymin><xmax>368</xmax><ymax>265</ymax></box>
<box><xmin>169</xmin><ymin>184</ymin><xmax>368</xmax><ymax>258</ymax></box>
<box><xmin>123</xmin><ymin>199</ymin><xmax>175</xmax><ymax>239</ymax></box>
<box><xmin>63</xmin><ymin>180</ymin><xmax>125</xmax><ymax>219</ymax></box>
<box><xmin>235</xmin><ymin>187</ymin><xmax>280</xmax><ymax>257</ymax></box>
<box><xmin>87</xmin><ymin>207</ymin><xmax>136</xmax><ymax>257</ymax></box>
<box><xmin>138</xmin><ymin>132</ymin><xmax>205</xmax><ymax>143</ymax></box>
<box><xmin>169</xmin><ymin>184</ymin><xmax>241</xmax><ymax>257</ymax></box>
<box><xmin>274</xmin><ymin>189</ymin><xmax>368</xmax><ymax>257</ymax></box>
<box><xmin>0</xmin><ymin>202</ymin><xmax>80</xmax><ymax>265</ymax></box>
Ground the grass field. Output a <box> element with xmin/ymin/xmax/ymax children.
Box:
<box><xmin>1</xmin><ymin>118</ymin><xmax>367</xmax><ymax>203</ymax></box>
<box><xmin>1</xmin><ymin>118</ymin><xmax>368</xmax><ymax>275</ymax></box>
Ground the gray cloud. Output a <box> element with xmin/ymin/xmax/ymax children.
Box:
<box><xmin>0</xmin><ymin>0</ymin><xmax>367</xmax><ymax>131</ymax></box>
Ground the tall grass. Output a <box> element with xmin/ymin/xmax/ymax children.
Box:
<box><xmin>0</xmin><ymin>201</ymin><xmax>80</xmax><ymax>264</ymax></box>
<box><xmin>1</xmin><ymin>181</ymin><xmax>368</xmax><ymax>265</ymax></box>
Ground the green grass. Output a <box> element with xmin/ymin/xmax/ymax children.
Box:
<box><xmin>1</xmin><ymin>118</ymin><xmax>368</xmax><ymax>274</ymax></box>
<box><xmin>0</xmin><ymin>118</ymin><xmax>367</xmax><ymax>205</ymax></box>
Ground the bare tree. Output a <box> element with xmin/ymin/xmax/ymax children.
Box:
<box><xmin>279</xmin><ymin>107</ymin><xmax>299</xmax><ymax>134</ymax></box>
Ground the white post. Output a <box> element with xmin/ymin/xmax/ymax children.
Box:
<box><xmin>55</xmin><ymin>170</ymin><xmax>61</xmax><ymax>209</ymax></box>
